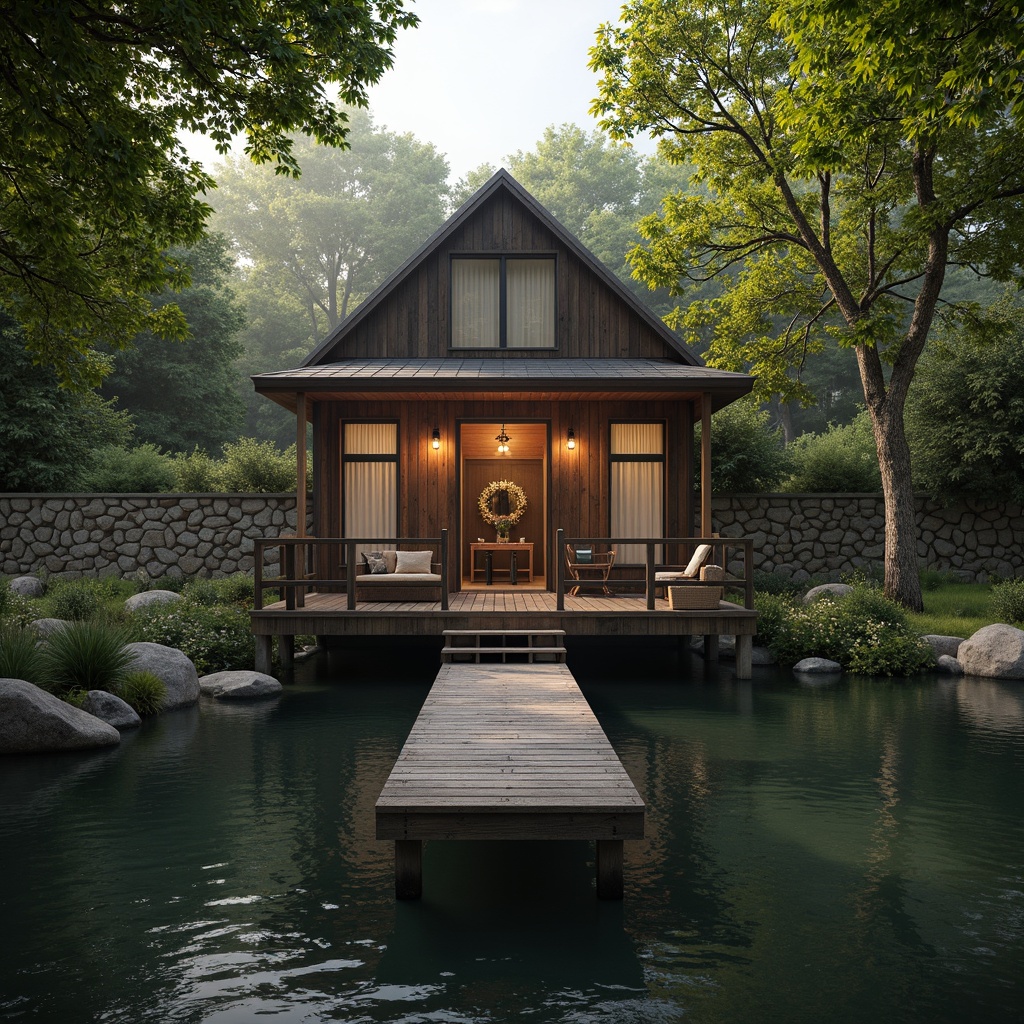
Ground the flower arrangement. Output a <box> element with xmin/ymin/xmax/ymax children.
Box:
<box><xmin>477</xmin><ymin>480</ymin><xmax>527</xmax><ymax>528</ymax></box>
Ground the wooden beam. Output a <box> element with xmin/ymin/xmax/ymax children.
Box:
<box><xmin>701</xmin><ymin>393</ymin><xmax>712</xmax><ymax>538</ymax></box>
<box><xmin>395</xmin><ymin>840</ymin><xmax>422</xmax><ymax>899</ymax></box>
<box><xmin>295</xmin><ymin>392</ymin><xmax>307</xmax><ymax>537</ymax></box>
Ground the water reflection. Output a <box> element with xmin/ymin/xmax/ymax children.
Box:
<box><xmin>1</xmin><ymin>643</ymin><xmax>1022</xmax><ymax>1023</ymax></box>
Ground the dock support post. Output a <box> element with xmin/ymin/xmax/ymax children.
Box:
<box><xmin>596</xmin><ymin>840</ymin><xmax>624</xmax><ymax>900</ymax></box>
<box><xmin>703</xmin><ymin>635</ymin><xmax>719</xmax><ymax>662</ymax></box>
<box><xmin>735</xmin><ymin>634</ymin><xmax>752</xmax><ymax>679</ymax></box>
<box><xmin>255</xmin><ymin>635</ymin><xmax>272</xmax><ymax>675</ymax></box>
<box><xmin>278</xmin><ymin>635</ymin><xmax>294</xmax><ymax>669</ymax></box>
<box><xmin>395</xmin><ymin>840</ymin><xmax>422</xmax><ymax>900</ymax></box>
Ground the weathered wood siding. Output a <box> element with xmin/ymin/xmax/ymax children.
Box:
<box><xmin>321</xmin><ymin>193</ymin><xmax>677</xmax><ymax>361</ymax></box>
<box><xmin>312</xmin><ymin>397</ymin><xmax>696</xmax><ymax>588</ymax></box>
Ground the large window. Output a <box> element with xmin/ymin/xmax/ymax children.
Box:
<box><xmin>451</xmin><ymin>256</ymin><xmax>555</xmax><ymax>349</ymax></box>
<box><xmin>610</xmin><ymin>423</ymin><xmax>665</xmax><ymax>564</ymax></box>
<box><xmin>342</xmin><ymin>422</ymin><xmax>397</xmax><ymax>540</ymax></box>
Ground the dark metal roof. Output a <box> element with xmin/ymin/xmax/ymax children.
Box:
<box><xmin>253</xmin><ymin>358</ymin><xmax>753</xmax><ymax>400</ymax></box>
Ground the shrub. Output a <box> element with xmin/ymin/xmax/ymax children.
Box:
<box><xmin>48</xmin><ymin>579</ymin><xmax>101</xmax><ymax>621</ymax></box>
<box><xmin>694</xmin><ymin>397</ymin><xmax>792</xmax><ymax>492</ymax></box>
<box><xmin>753</xmin><ymin>592</ymin><xmax>796</xmax><ymax>649</ymax></box>
<box><xmin>0</xmin><ymin>622</ymin><xmax>46</xmax><ymax>687</ymax></box>
<box><xmin>76</xmin><ymin>444</ymin><xmax>177</xmax><ymax>493</ymax></box>
<box><xmin>128</xmin><ymin>604</ymin><xmax>253</xmax><ymax>673</ymax></box>
<box><xmin>181</xmin><ymin>578</ymin><xmax>218</xmax><ymax>607</ymax></box>
<box><xmin>213</xmin><ymin>573</ymin><xmax>256</xmax><ymax>609</ymax></box>
<box><xmin>783</xmin><ymin>411</ymin><xmax>881</xmax><ymax>493</ymax></box>
<box><xmin>218</xmin><ymin>437</ymin><xmax>298</xmax><ymax>493</ymax></box>
<box><xmin>41</xmin><ymin>621</ymin><xmax>133</xmax><ymax>697</ymax></box>
<box><xmin>117</xmin><ymin>670</ymin><xmax>167</xmax><ymax>716</ymax></box>
<box><xmin>753</xmin><ymin>569</ymin><xmax>804</xmax><ymax>596</ymax></box>
<box><xmin>0</xmin><ymin>576</ymin><xmax>10</xmax><ymax>617</ymax></box>
<box><xmin>991</xmin><ymin>578</ymin><xmax>1024</xmax><ymax>625</ymax></box>
<box><xmin>767</xmin><ymin>585</ymin><xmax>933</xmax><ymax>675</ymax></box>
<box><xmin>173</xmin><ymin>447</ymin><xmax>221</xmax><ymax>491</ymax></box>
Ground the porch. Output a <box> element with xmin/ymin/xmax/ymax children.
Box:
<box><xmin>251</xmin><ymin>533</ymin><xmax>759</xmax><ymax>677</ymax></box>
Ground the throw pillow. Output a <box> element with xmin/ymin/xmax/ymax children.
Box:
<box><xmin>395</xmin><ymin>549</ymin><xmax>434</xmax><ymax>574</ymax></box>
<box><xmin>575</xmin><ymin>548</ymin><xmax>593</xmax><ymax>564</ymax></box>
<box><xmin>365</xmin><ymin>553</ymin><xmax>388</xmax><ymax>575</ymax></box>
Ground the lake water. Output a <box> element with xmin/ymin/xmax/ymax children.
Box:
<box><xmin>2</xmin><ymin>642</ymin><xmax>1022</xmax><ymax>1023</ymax></box>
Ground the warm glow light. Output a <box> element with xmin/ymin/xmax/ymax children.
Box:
<box><xmin>567</xmin><ymin>427</ymin><xmax>576</xmax><ymax>450</ymax></box>
<box><xmin>431</xmin><ymin>426</ymin><xmax>440</xmax><ymax>450</ymax></box>
<box><xmin>496</xmin><ymin>423</ymin><xmax>511</xmax><ymax>454</ymax></box>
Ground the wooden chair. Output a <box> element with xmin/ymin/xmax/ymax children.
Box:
<box><xmin>654</xmin><ymin>543</ymin><xmax>714</xmax><ymax>594</ymax></box>
<box><xmin>565</xmin><ymin>543</ymin><xmax>616</xmax><ymax>596</ymax></box>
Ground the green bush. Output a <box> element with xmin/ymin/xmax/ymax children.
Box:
<box><xmin>41</xmin><ymin>621</ymin><xmax>133</xmax><ymax>697</ymax></box>
<box><xmin>128</xmin><ymin>604</ymin><xmax>253</xmax><ymax>673</ymax></box>
<box><xmin>77</xmin><ymin>444</ymin><xmax>177</xmax><ymax>493</ymax></box>
<box><xmin>173</xmin><ymin>447</ymin><xmax>222</xmax><ymax>491</ymax></box>
<box><xmin>783</xmin><ymin>411</ymin><xmax>881</xmax><ymax>493</ymax></box>
<box><xmin>695</xmin><ymin>397</ymin><xmax>792</xmax><ymax>492</ymax></box>
<box><xmin>217</xmin><ymin>437</ymin><xmax>298</xmax><ymax>493</ymax></box>
<box><xmin>767</xmin><ymin>585</ymin><xmax>933</xmax><ymax>675</ymax></box>
<box><xmin>48</xmin><ymin>579</ymin><xmax>101</xmax><ymax>621</ymax></box>
<box><xmin>991</xmin><ymin>578</ymin><xmax>1024</xmax><ymax>625</ymax></box>
<box><xmin>117</xmin><ymin>670</ymin><xmax>167</xmax><ymax>716</ymax></box>
<box><xmin>181</xmin><ymin>578</ymin><xmax>218</xmax><ymax>607</ymax></box>
<box><xmin>753</xmin><ymin>592</ymin><xmax>796</xmax><ymax>648</ymax></box>
<box><xmin>0</xmin><ymin>622</ymin><xmax>46</xmax><ymax>687</ymax></box>
<box><xmin>213</xmin><ymin>573</ymin><xmax>256</xmax><ymax>609</ymax></box>
<box><xmin>0</xmin><ymin>576</ymin><xmax>10</xmax><ymax>617</ymax></box>
<box><xmin>753</xmin><ymin>569</ymin><xmax>804</xmax><ymax>596</ymax></box>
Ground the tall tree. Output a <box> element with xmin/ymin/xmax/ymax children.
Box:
<box><xmin>591</xmin><ymin>0</ymin><xmax>1024</xmax><ymax>608</ymax></box>
<box><xmin>0</xmin><ymin>314</ymin><xmax>131</xmax><ymax>491</ymax></box>
<box><xmin>0</xmin><ymin>0</ymin><xmax>417</xmax><ymax>387</ymax></box>
<box><xmin>101</xmin><ymin>236</ymin><xmax>246</xmax><ymax>454</ymax></box>
<box><xmin>213</xmin><ymin>111</ymin><xmax>450</xmax><ymax>347</ymax></box>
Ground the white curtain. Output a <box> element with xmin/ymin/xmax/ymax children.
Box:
<box><xmin>610</xmin><ymin>423</ymin><xmax>664</xmax><ymax>563</ymax></box>
<box><xmin>451</xmin><ymin>259</ymin><xmax>500</xmax><ymax>348</ymax></box>
<box><xmin>507</xmin><ymin>259</ymin><xmax>555</xmax><ymax>348</ymax></box>
<box><xmin>343</xmin><ymin>423</ymin><xmax>397</xmax><ymax>541</ymax></box>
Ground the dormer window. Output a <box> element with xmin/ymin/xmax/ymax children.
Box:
<box><xmin>450</xmin><ymin>256</ymin><xmax>556</xmax><ymax>349</ymax></box>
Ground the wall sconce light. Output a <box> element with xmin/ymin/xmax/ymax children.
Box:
<box><xmin>496</xmin><ymin>423</ymin><xmax>510</xmax><ymax>454</ymax></box>
<box><xmin>566</xmin><ymin>427</ymin><xmax>576</xmax><ymax>450</ymax></box>
<box><xmin>431</xmin><ymin>426</ymin><xmax>441</xmax><ymax>450</ymax></box>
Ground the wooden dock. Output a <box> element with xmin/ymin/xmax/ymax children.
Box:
<box><xmin>375</xmin><ymin>646</ymin><xmax>645</xmax><ymax>900</ymax></box>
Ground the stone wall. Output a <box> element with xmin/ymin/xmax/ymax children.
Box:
<box><xmin>713</xmin><ymin>494</ymin><xmax>1024</xmax><ymax>583</ymax></box>
<box><xmin>0</xmin><ymin>494</ymin><xmax>306</xmax><ymax>579</ymax></box>
<box><xmin>1</xmin><ymin>492</ymin><xmax>1021</xmax><ymax>583</ymax></box>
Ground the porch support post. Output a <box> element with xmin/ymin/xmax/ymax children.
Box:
<box><xmin>255</xmin><ymin>635</ymin><xmax>272</xmax><ymax>675</ymax></box>
<box><xmin>295</xmin><ymin>392</ymin><xmax>307</xmax><ymax>537</ymax></box>
<box><xmin>736</xmin><ymin>634</ymin><xmax>752</xmax><ymax>679</ymax></box>
<box><xmin>701</xmin><ymin>393</ymin><xmax>712</xmax><ymax>539</ymax></box>
<box><xmin>395</xmin><ymin>840</ymin><xmax>423</xmax><ymax>900</ymax></box>
<box><xmin>596</xmin><ymin>839</ymin><xmax>624</xmax><ymax>899</ymax></box>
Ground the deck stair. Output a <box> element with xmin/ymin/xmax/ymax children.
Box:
<box><xmin>441</xmin><ymin>628</ymin><xmax>567</xmax><ymax>663</ymax></box>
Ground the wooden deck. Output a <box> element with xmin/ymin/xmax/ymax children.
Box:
<box><xmin>376</xmin><ymin>660</ymin><xmax>645</xmax><ymax>899</ymax></box>
<box><xmin>251</xmin><ymin>589</ymin><xmax>758</xmax><ymax>674</ymax></box>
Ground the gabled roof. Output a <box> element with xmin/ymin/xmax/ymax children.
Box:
<box><xmin>302</xmin><ymin>168</ymin><xmax>702</xmax><ymax>368</ymax></box>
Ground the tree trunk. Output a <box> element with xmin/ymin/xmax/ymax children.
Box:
<box><xmin>869</xmin><ymin>400</ymin><xmax>924</xmax><ymax>612</ymax></box>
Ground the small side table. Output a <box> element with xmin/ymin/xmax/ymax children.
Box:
<box><xmin>470</xmin><ymin>542</ymin><xmax>534</xmax><ymax>584</ymax></box>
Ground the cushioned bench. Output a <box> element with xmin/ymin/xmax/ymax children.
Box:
<box><xmin>354</xmin><ymin>548</ymin><xmax>444</xmax><ymax>603</ymax></box>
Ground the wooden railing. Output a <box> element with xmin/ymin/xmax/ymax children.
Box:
<box><xmin>254</xmin><ymin>530</ymin><xmax>449</xmax><ymax>611</ymax></box>
<box><xmin>555</xmin><ymin>530</ymin><xmax>755</xmax><ymax>611</ymax></box>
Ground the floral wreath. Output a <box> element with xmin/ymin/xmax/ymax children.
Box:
<box><xmin>478</xmin><ymin>479</ymin><xmax>528</xmax><ymax>528</ymax></box>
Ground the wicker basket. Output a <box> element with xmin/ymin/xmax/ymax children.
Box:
<box><xmin>668</xmin><ymin>584</ymin><xmax>723</xmax><ymax>609</ymax></box>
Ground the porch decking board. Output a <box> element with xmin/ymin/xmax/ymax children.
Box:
<box><xmin>376</xmin><ymin>660</ymin><xmax>645</xmax><ymax>899</ymax></box>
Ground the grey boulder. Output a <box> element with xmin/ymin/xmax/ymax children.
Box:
<box><xmin>935</xmin><ymin>655</ymin><xmax>964</xmax><ymax>677</ymax></box>
<box><xmin>957</xmin><ymin>624</ymin><xmax>1024</xmax><ymax>680</ymax></box>
<box><xmin>199</xmin><ymin>670</ymin><xmax>282</xmax><ymax>700</ymax></box>
<box><xmin>803</xmin><ymin>584</ymin><xmax>854</xmax><ymax>604</ymax></box>
<box><xmin>28</xmin><ymin>618</ymin><xmax>71</xmax><ymax>638</ymax></box>
<box><xmin>81</xmin><ymin>690</ymin><xmax>141</xmax><ymax>730</ymax></box>
<box><xmin>124</xmin><ymin>642</ymin><xmax>199</xmax><ymax>710</ymax></box>
<box><xmin>0</xmin><ymin>678</ymin><xmax>120</xmax><ymax>753</ymax></box>
<box><xmin>793</xmin><ymin>657</ymin><xmax>842</xmax><ymax>674</ymax></box>
<box><xmin>125</xmin><ymin>590</ymin><xmax>181</xmax><ymax>613</ymax></box>
<box><xmin>922</xmin><ymin>634</ymin><xmax>965</xmax><ymax>659</ymax></box>
<box><xmin>10</xmin><ymin>576</ymin><xmax>44</xmax><ymax>598</ymax></box>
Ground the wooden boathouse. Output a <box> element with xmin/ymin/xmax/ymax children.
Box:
<box><xmin>250</xmin><ymin>169</ymin><xmax>757</xmax><ymax>671</ymax></box>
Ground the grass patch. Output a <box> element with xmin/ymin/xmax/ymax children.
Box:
<box><xmin>906</xmin><ymin>582</ymin><xmax>996</xmax><ymax>638</ymax></box>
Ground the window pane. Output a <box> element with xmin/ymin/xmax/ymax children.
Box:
<box><xmin>451</xmin><ymin>259</ymin><xmax>500</xmax><ymax>348</ymax></box>
<box><xmin>507</xmin><ymin>259</ymin><xmax>555</xmax><ymax>348</ymax></box>
<box><xmin>344</xmin><ymin>462</ymin><xmax>396</xmax><ymax>540</ymax></box>
<box><xmin>611</xmin><ymin>462</ymin><xmax>663</xmax><ymax>564</ymax></box>
<box><xmin>611</xmin><ymin>422</ymin><xmax>663</xmax><ymax>455</ymax></box>
<box><xmin>344</xmin><ymin>422</ymin><xmax>397</xmax><ymax>455</ymax></box>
